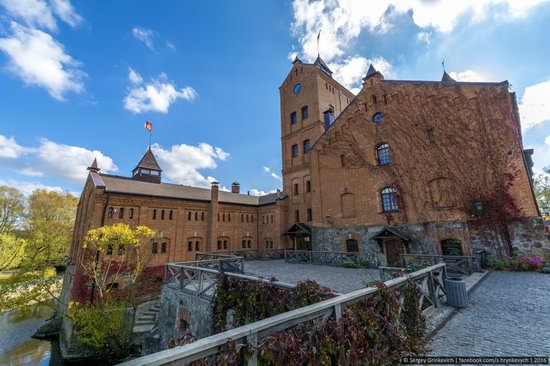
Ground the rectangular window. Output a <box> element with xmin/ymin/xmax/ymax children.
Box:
<box><xmin>293</xmin><ymin>183</ymin><xmax>299</xmax><ymax>195</ymax></box>
<box><xmin>152</xmin><ymin>209</ymin><xmax>157</xmax><ymax>220</ymax></box>
<box><xmin>242</xmin><ymin>240</ymin><xmax>246</xmax><ymax>249</ymax></box>
<box><xmin>270</xmin><ymin>215</ymin><xmax>273</xmax><ymax>224</ymax></box>
<box><xmin>161</xmin><ymin>210</ymin><xmax>165</xmax><ymax>220</ymax></box>
<box><xmin>195</xmin><ymin>241</ymin><xmax>200</xmax><ymax>251</ymax></box>
<box><xmin>188</xmin><ymin>211</ymin><xmax>192</xmax><ymax>220</ymax></box>
<box><xmin>228</xmin><ymin>213</ymin><xmax>231</xmax><ymax>222</ymax></box>
<box><xmin>247</xmin><ymin>240</ymin><xmax>252</xmax><ymax>248</ymax></box>
<box><xmin>161</xmin><ymin>242</ymin><xmax>167</xmax><ymax>253</ymax></box>
<box><xmin>246</xmin><ymin>215</ymin><xmax>249</xmax><ymax>223</ymax></box>
<box><xmin>222</xmin><ymin>213</ymin><xmax>225</xmax><ymax>222</ymax></box>
<box><xmin>202</xmin><ymin>212</ymin><xmax>205</xmax><ymax>221</ymax></box>
<box><xmin>188</xmin><ymin>241</ymin><xmax>193</xmax><ymax>251</ymax></box>
<box><xmin>152</xmin><ymin>242</ymin><xmax>158</xmax><ymax>254</ymax></box>
<box><xmin>108</xmin><ymin>207</ymin><xmax>114</xmax><ymax>219</ymax></box>
<box><xmin>217</xmin><ymin>240</ymin><xmax>222</xmax><ymax>250</ymax></box>
<box><xmin>307</xmin><ymin>208</ymin><xmax>312</xmax><ymax>221</ymax></box>
<box><xmin>241</xmin><ymin>214</ymin><xmax>244</xmax><ymax>222</ymax></box>
<box><xmin>129</xmin><ymin>208</ymin><xmax>134</xmax><ymax>219</ymax></box>
<box><xmin>301</xmin><ymin>105</ymin><xmax>309</xmax><ymax>119</ymax></box>
<box><xmin>306</xmin><ymin>180</ymin><xmax>311</xmax><ymax>193</ymax></box>
<box><xmin>169</xmin><ymin>210</ymin><xmax>173</xmax><ymax>220</ymax></box>
<box><xmin>295</xmin><ymin>210</ymin><xmax>300</xmax><ymax>222</ymax></box>
<box><xmin>303</xmin><ymin>139</ymin><xmax>311</xmax><ymax>153</ymax></box>
<box><xmin>292</xmin><ymin>144</ymin><xmax>299</xmax><ymax>158</ymax></box>
<box><xmin>251</xmin><ymin>215</ymin><xmax>254</xmax><ymax>223</ymax></box>
<box><xmin>290</xmin><ymin>112</ymin><xmax>297</xmax><ymax>125</ymax></box>
<box><xmin>427</xmin><ymin>128</ymin><xmax>435</xmax><ymax>144</ymax></box>
<box><xmin>223</xmin><ymin>240</ymin><xmax>228</xmax><ymax>249</ymax></box>
<box><xmin>195</xmin><ymin>212</ymin><xmax>198</xmax><ymax>221</ymax></box>
<box><xmin>119</xmin><ymin>208</ymin><xmax>124</xmax><ymax>219</ymax></box>
<box><xmin>340</xmin><ymin>155</ymin><xmax>346</xmax><ymax>167</ymax></box>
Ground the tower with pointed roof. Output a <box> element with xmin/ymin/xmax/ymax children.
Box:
<box><xmin>132</xmin><ymin>147</ymin><xmax>162</xmax><ymax>183</ymax></box>
<box><xmin>279</xmin><ymin>55</ymin><xmax>354</xmax><ymax>248</ymax></box>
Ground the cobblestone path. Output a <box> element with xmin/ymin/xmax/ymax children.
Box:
<box><xmin>243</xmin><ymin>260</ymin><xmax>380</xmax><ymax>293</ymax></box>
<box><xmin>429</xmin><ymin>271</ymin><xmax>550</xmax><ymax>359</ymax></box>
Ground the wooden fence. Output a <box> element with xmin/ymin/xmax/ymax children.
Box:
<box><xmin>284</xmin><ymin>250</ymin><xmax>360</xmax><ymax>267</ymax></box>
<box><xmin>195</xmin><ymin>249</ymin><xmax>285</xmax><ymax>261</ymax></box>
<box><xmin>400</xmin><ymin>253</ymin><xmax>483</xmax><ymax>275</ymax></box>
<box><xmin>119</xmin><ymin>263</ymin><xmax>447</xmax><ymax>366</ymax></box>
<box><xmin>164</xmin><ymin>258</ymin><xmax>295</xmax><ymax>300</ymax></box>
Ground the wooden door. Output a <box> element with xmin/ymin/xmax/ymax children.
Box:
<box><xmin>384</xmin><ymin>239</ymin><xmax>405</xmax><ymax>266</ymax></box>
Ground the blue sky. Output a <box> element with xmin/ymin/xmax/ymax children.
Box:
<box><xmin>0</xmin><ymin>0</ymin><xmax>549</xmax><ymax>196</ymax></box>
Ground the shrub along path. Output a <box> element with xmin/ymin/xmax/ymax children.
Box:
<box><xmin>429</xmin><ymin>271</ymin><xmax>550</xmax><ymax>357</ymax></box>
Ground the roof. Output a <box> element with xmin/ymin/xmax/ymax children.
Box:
<box><xmin>258</xmin><ymin>191</ymin><xmax>286</xmax><ymax>205</ymax></box>
<box><xmin>441</xmin><ymin>71</ymin><xmax>456</xmax><ymax>82</ymax></box>
<box><xmin>314</xmin><ymin>55</ymin><xmax>333</xmax><ymax>76</ymax></box>
<box><xmin>370</xmin><ymin>227</ymin><xmax>410</xmax><ymax>241</ymax></box>
<box><xmin>283</xmin><ymin>222</ymin><xmax>312</xmax><ymax>236</ymax></box>
<box><xmin>93</xmin><ymin>173</ymin><xmax>281</xmax><ymax>206</ymax></box>
<box><xmin>133</xmin><ymin>148</ymin><xmax>162</xmax><ymax>172</ymax></box>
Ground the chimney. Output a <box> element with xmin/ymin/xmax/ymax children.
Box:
<box><xmin>207</xmin><ymin>181</ymin><xmax>220</xmax><ymax>252</ymax></box>
<box><xmin>231</xmin><ymin>182</ymin><xmax>240</xmax><ymax>194</ymax></box>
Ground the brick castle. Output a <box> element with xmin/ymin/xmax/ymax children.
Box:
<box><xmin>67</xmin><ymin>56</ymin><xmax>549</xmax><ymax>282</ymax></box>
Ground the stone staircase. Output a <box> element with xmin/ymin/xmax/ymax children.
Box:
<box><xmin>133</xmin><ymin>301</ymin><xmax>161</xmax><ymax>334</ymax></box>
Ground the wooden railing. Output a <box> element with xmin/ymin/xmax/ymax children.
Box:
<box><xmin>196</xmin><ymin>249</ymin><xmax>285</xmax><ymax>261</ymax></box>
<box><xmin>120</xmin><ymin>263</ymin><xmax>447</xmax><ymax>366</ymax></box>
<box><xmin>400</xmin><ymin>253</ymin><xmax>482</xmax><ymax>275</ymax></box>
<box><xmin>284</xmin><ymin>250</ymin><xmax>360</xmax><ymax>267</ymax></box>
<box><xmin>164</xmin><ymin>258</ymin><xmax>294</xmax><ymax>300</ymax></box>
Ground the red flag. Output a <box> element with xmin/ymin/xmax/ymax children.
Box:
<box><xmin>145</xmin><ymin>121</ymin><xmax>152</xmax><ymax>132</ymax></box>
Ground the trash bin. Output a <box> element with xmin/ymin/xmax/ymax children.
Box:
<box><xmin>444</xmin><ymin>277</ymin><xmax>468</xmax><ymax>308</ymax></box>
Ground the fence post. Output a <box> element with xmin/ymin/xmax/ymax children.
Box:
<box><xmin>180</xmin><ymin>266</ymin><xmax>185</xmax><ymax>291</ymax></box>
<box><xmin>247</xmin><ymin>333</ymin><xmax>258</xmax><ymax>366</ymax></box>
<box><xmin>467</xmin><ymin>256</ymin><xmax>473</xmax><ymax>274</ymax></box>
<box><xmin>428</xmin><ymin>272</ymin><xmax>437</xmax><ymax>308</ymax></box>
<box><xmin>400</xmin><ymin>255</ymin><xmax>406</xmax><ymax>268</ymax></box>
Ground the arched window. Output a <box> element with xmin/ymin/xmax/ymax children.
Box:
<box><xmin>341</xmin><ymin>192</ymin><xmax>356</xmax><ymax>218</ymax></box>
<box><xmin>381</xmin><ymin>187</ymin><xmax>399</xmax><ymax>212</ymax></box>
<box><xmin>346</xmin><ymin>239</ymin><xmax>359</xmax><ymax>253</ymax></box>
<box><xmin>441</xmin><ymin>239</ymin><xmax>463</xmax><ymax>256</ymax></box>
<box><xmin>376</xmin><ymin>143</ymin><xmax>391</xmax><ymax>165</ymax></box>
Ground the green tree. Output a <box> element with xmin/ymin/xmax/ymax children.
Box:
<box><xmin>0</xmin><ymin>233</ymin><xmax>26</xmax><ymax>271</ymax></box>
<box><xmin>0</xmin><ymin>186</ymin><xmax>25</xmax><ymax>234</ymax></box>
<box><xmin>23</xmin><ymin>189</ymin><xmax>78</xmax><ymax>267</ymax></box>
<box><xmin>534</xmin><ymin>174</ymin><xmax>550</xmax><ymax>217</ymax></box>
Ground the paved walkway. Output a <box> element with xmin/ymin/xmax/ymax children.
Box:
<box><xmin>243</xmin><ymin>260</ymin><xmax>380</xmax><ymax>293</ymax></box>
<box><xmin>429</xmin><ymin>271</ymin><xmax>550</xmax><ymax>359</ymax></box>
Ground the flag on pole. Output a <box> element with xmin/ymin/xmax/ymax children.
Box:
<box><xmin>145</xmin><ymin>121</ymin><xmax>152</xmax><ymax>132</ymax></box>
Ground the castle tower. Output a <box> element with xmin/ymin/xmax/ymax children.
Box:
<box><xmin>279</xmin><ymin>56</ymin><xmax>354</xmax><ymax>248</ymax></box>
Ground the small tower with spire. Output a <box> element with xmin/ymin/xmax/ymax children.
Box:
<box><xmin>132</xmin><ymin>147</ymin><xmax>162</xmax><ymax>183</ymax></box>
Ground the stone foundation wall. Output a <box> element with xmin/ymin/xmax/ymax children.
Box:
<box><xmin>313</xmin><ymin>218</ymin><xmax>550</xmax><ymax>265</ymax></box>
<box><xmin>157</xmin><ymin>286</ymin><xmax>213</xmax><ymax>349</ymax></box>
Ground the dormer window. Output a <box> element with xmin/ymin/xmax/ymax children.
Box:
<box><xmin>132</xmin><ymin>148</ymin><xmax>162</xmax><ymax>183</ymax></box>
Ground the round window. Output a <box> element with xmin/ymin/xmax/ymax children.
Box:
<box><xmin>372</xmin><ymin>112</ymin><xmax>383</xmax><ymax>124</ymax></box>
<box><xmin>293</xmin><ymin>83</ymin><xmax>302</xmax><ymax>94</ymax></box>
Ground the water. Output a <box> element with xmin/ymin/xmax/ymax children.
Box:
<box><xmin>0</xmin><ymin>305</ymin><xmax>62</xmax><ymax>366</ymax></box>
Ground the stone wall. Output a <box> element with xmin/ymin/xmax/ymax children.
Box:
<box><xmin>313</xmin><ymin>218</ymin><xmax>550</xmax><ymax>264</ymax></box>
<box><xmin>157</xmin><ymin>286</ymin><xmax>213</xmax><ymax>349</ymax></box>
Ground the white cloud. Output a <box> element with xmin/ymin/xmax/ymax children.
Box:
<box><xmin>519</xmin><ymin>79</ymin><xmax>550</xmax><ymax>130</ymax></box>
<box><xmin>417</xmin><ymin>31</ymin><xmax>431</xmax><ymax>45</ymax></box>
<box><xmin>0</xmin><ymin>135</ymin><xmax>27</xmax><ymax>158</ymax></box>
<box><xmin>34</xmin><ymin>139</ymin><xmax>118</xmax><ymax>183</ymax></box>
<box><xmin>152</xmin><ymin>143</ymin><xmax>229</xmax><ymax>188</ymax></box>
<box><xmin>0</xmin><ymin>0</ymin><xmax>57</xmax><ymax>31</ymax></box>
<box><xmin>0</xmin><ymin>179</ymin><xmax>67</xmax><ymax>195</ymax></box>
<box><xmin>128</xmin><ymin>68</ymin><xmax>143</xmax><ymax>85</ymax></box>
<box><xmin>290</xmin><ymin>0</ymin><xmax>549</xmax><ymax>84</ymax></box>
<box><xmin>330</xmin><ymin>56</ymin><xmax>394</xmax><ymax>93</ymax></box>
<box><xmin>49</xmin><ymin>0</ymin><xmax>82</xmax><ymax>27</ymax></box>
<box><xmin>124</xmin><ymin>71</ymin><xmax>197</xmax><ymax>114</ymax></box>
<box><xmin>248</xmin><ymin>188</ymin><xmax>278</xmax><ymax>196</ymax></box>
<box><xmin>0</xmin><ymin>0</ymin><xmax>82</xmax><ymax>31</ymax></box>
<box><xmin>448</xmin><ymin>70</ymin><xmax>488</xmax><ymax>82</ymax></box>
<box><xmin>263</xmin><ymin>166</ymin><xmax>282</xmax><ymax>182</ymax></box>
<box><xmin>132</xmin><ymin>27</ymin><xmax>156</xmax><ymax>50</ymax></box>
<box><xmin>0</xmin><ymin>22</ymin><xmax>85</xmax><ymax>100</ymax></box>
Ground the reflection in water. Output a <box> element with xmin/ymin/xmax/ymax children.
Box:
<box><xmin>0</xmin><ymin>305</ymin><xmax>56</xmax><ymax>366</ymax></box>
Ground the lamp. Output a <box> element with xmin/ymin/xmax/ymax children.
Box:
<box><xmin>474</xmin><ymin>201</ymin><xmax>483</xmax><ymax>212</ymax></box>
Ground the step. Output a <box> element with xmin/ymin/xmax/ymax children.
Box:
<box><xmin>138</xmin><ymin>314</ymin><xmax>156</xmax><ymax>321</ymax></box>
<box><xmin>133</xmin><ymin>324</ymin><xmax>155</xmax><ymax>333</ymax></box>
<box><xmin>143</xmin><ymin>311</ymin><xmax>158</xmax><ymax>317</ymax></box>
